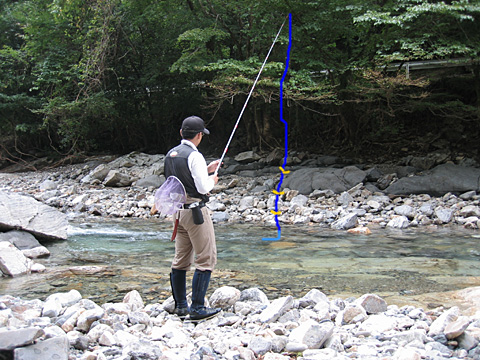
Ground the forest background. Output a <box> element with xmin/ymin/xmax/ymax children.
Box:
<box><xmin>1</xmin><ymin>0</ymin><xmax>479</xmax><ymax>169</ymax></box>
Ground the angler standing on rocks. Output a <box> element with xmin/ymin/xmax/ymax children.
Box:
<box><xmin>164</xmin><ymin>116</ymin><xmax>222</xmax><ymax>321</ymax></box>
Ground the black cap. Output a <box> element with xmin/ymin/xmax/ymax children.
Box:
<box><xmin>181</xmin><ymin>116</ymin><xmax>210</xmax><ymax>135</ymax></box>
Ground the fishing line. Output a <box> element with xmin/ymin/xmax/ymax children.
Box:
<box><xmin>214</xmin><ymin>15</ymin><xmax>288</xmax><ymax>175</ymax></box>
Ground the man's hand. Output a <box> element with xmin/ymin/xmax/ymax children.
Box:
<box><xmin>207</xmin><ymin>159</ymin><xmax>222</xmax><ymax>174</ymax></box>
<box><xmin>210</xmin><ymin>173</ymin><xmax>219</xmax><ymax>185</ymax></box>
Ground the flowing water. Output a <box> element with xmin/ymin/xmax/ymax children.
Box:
<box><xmin>2</xmin><ymin>219</ymin><xmax>480</xmax><ymax>308</ymax></box>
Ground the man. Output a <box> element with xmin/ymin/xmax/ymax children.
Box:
<box><xmin>164</xmin><ymin>115</ymin><xmax>221</xmax><ymax>321</ymax></box>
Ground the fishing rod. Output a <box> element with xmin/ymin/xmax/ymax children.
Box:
<box><xmin>214</xmin><ymin>16</ymin><xmax>287</xmax><ymax>175</ymax></box>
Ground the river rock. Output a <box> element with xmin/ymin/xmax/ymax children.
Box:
<box><xmin>14</xmin><ymin>335</ymin><xmax>69</xmax><ymax>360</ymax></box>
<box><xmin>355</xmin><ymin>294</ymin><xmax>388</xmax><ymax>314</ymax></box>
<box><xmin>331</xmin><ymin>213</ymin><xmax>357</xmax><ymax>230</ymax></box>
<box><xmin>0</xmin><ymin>241</ymin><xmax>33</xmax><ymax>276</ymax></box>
<box><xmin>0</xmin><ymin>230</ymin><xmax>50</xmax><ymax>258</ymax></box>
<box><xmin>385</xmin><ymin>164</ymin><xmax>480</xmax><ymax>196</ymax></box>
<box><xmin>435</xmin><ymin>207</ymin><xmax>454</xmax><ymax>223</ymax></box>
<box><xmin>248</xmin><ymin>336</ymin><xmax>272</xmax><ymax>355</ymax></box>
<box><xmin>235</xmin><ymin>151</ymin><xmax>261</xmax><ymax>163</ymax></box>
<box><xmin>210</xmin><ymin>286</ymin><xmax>241</xmax><ymax>310</ymax></box>
<box><xmin>289</xmin><ymin>319</ymin><xmax>334</xmax><ymax>350</ymax></box>
<box><xmin>134</xmin><ymin>174</ymin><xmax>164</xmax><ymax>188</ymax></box>
<box><xmin>240</xmin><ymin>288</ymin><xmax>269</xmax><ymax>304</ymax></box>
<box><xmin>429</xmin><ymin>306</ymin><xmax>460</xmax><ymax>337</ymax></box>
<box><xmin>387</xmin><ymin>215</ymin><xmax>410</xmax><ymax>229</ymax></box>
<box><xmin>0</xmin><ymin>327</ymin><xmax>44</xmax><ymax>350</ymax></box>
<box><xmin>0</xmin><ymin>191</ymin><xmax>68</xmax><ymax>240</ymax></box>
<box><xmin>84</xmin><ymin>164</ymin><xmax>111</xmax><ymax>182</ymax></box>
<box><xmin>394</xmin><ymin>204</ymin><xmax>416</xmax><ymax>219</ymax></box>
<box><xmin>283</xmin><ymin>166</ymin><xmax>367</xmax><ymax>195</ymax></box>
<box><xmin>103</xmin><ymin>170</ymin><xmax>133</xmax><ymax>187</ymax></box>
<box><xmin>1</xmin><ymin>286</ymin><xmax>480</xmax><ymax>360</ymax></box>
<box><xmin>336</xmin><ymin>304</ymin><xmax>367</xmax><ymax>325</ymax></box>
<box><xmin>299</xmin><ymin>289</ymin><xmax>329</xmax><ymax>308</ymax></box>
<box><xmin>123</xmin><ymin>290</ymin><xmax>144</xmax><ymax>311</ymax></box>
<box><xmin>444</xmin><ymin>316</ymin><xmax>471</xmax><ymax>339</ymax></box>
<box><xmin>459</xmin><ymin>205</ymin><xmax>480</xmax><ymax>217</ymax></box>
<box><xmin>258</xmin><ymin>296</ymin><xmax>293</xmax><ymax>323</ymax></box>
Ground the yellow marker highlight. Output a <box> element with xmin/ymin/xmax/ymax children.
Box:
<box><xmin>272</xmin><ymin>190</ymin><xmax>284</xmax><ymax>195</ymax></box>
<box><xmin>271</xmin><ymin>210</ymin><xmax>282</xmax><ymax>215</ymax></box>
<box><xmin>279</xmin><ymin>166</ymin><xmax>290</xmax><ymax>174</ymax></box>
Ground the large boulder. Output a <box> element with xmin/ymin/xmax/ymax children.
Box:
<box><xmin>0</xmin><ymin>191</ymin><xmax>68</xmax><ymax>240</ymax></box>
<box><xmin>0</xmin><ymin>242</ymin><xmax>33</xmax><ymax>276</ymax></box>
<box><xmin>385</xmin><ymin>164</ymin><xmax>480</xmax><ymax>196</ymax></box>
<box><xmin>283</xmin><ymin>166</ymin><xmax>367</xmax><ymax>195</ymax></box>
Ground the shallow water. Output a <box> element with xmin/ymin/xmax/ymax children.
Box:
<box><xmin>1</xmin><ymin>219</ymin><xmax>480</xmax><ymax>307</ymax></box>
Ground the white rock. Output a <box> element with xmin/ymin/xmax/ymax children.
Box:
<box><xmin>300</xmin><ymin>289</ymin><xmax>329</xmax><ymax>307</ymax></box>
<box><xmin>87</xmin><ymin>324</ymin><xmax>113</xmax><ymax>343</ymax></box>
<box><xmin>355</xmin><ymin>294</ymin><xmax>387</xmax><ymax>314</ymax></box>
<box><xmin>358</xmin><ymin>314</ymin><xmax>398</xmax><ymax>334</ymax></box>
<box><xmin>336</xmin><ymin>304</ymin><xmax>367</xmax><ymax>325</ymax></box>
<box><xmin>331</xmin><ymin>213</ymin><xmax>357</xmax><ymax>230</ymax></box>
<box><xmin>77</xmin><ymin>307</ymin><xmax>105</xmax><ymax>332</ymax></box>
<box><xmin>122</xmin><ymin>290</ymin><xmax>144</xmax><ymax>311</ymax></box>
<box><xmin>99</xmin><ymin>331</ymin><xmax>117</xmax><ymax>346</ymax></box>
<box><xmin>444</xmin><ymin>316</ymin><xmax>471</xmax><ymax>339</ymax></box>
<box><xmin>394</xmin><ymin>204</ymin><xmax>416</xmax><ymax>219</ymax></box>
<box><xmin>288</xmin><ymin>319</ymin><xmax>334</xmax><ymax>349</ymax></box>
<box><xmin>0</xmin><ymin>242</ymin><xmax>32</xmax><ymax>277</ymax></box>
<box><xmin>393</xmin><ymin>347</ymin><xmax>422</xmax><ymax>360</ymax></box>
<box><xmin>387</xmin><ymin>215</ymin><xmax>410</xmax><ymax>228</ymax></box>
<box><xmin>210</xmin><ymin>286</ymin><xmax>241</xmax><ymax>310</ymax></box>
<box><xmin>259</xmin><ymin>296</ymin><xmax>293</xmax><ymax>323</ymax></box>
<box><xmin>429</xmin><ymin>306</ymin><xmax>460</xmax><ymax>337</ymax></box>
<box><xmin>114</xmin><ymin>329</ymin><xmax>139</xmax><ymax>347</ymax></box>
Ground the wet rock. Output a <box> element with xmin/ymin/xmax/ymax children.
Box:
<box><xmin>347</xmin><ymin>226</ymin><xmax>372</xmax><ymax>235</ymax></box>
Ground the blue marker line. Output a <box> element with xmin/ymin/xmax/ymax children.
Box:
<box><xmin>263</xmin><ymin>13</ymin><xmax>292</xmax><ymax>242</ymax></box>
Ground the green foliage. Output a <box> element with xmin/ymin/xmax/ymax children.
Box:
<box><xmin>171</xmin><ymin>28</ymin><xmax>230</xmax><ymax>73</ymax></box>
<box><xmin>0</xmin><ymin>0</ymin><xmax>479</xmax><ymax>159</ymax></box>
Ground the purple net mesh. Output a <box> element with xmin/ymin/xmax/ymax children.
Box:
<box><xmin>154</xmin><ymin>176</ymin><xmax>187</xmax><ymax>215</ymax></box>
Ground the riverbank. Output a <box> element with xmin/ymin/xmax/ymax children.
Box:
<box><xmin>0</xmin><ymin>151</ymin><xmax>480</xmax><ymax>231</ymax></box>
<box><xmin>1</xmin><ymin>286</ymin><xmax>480</xmax><ymax>359</ymax></box>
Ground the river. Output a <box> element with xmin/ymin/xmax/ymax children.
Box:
<box><xmin>1</xmin><ymin>219</ymin><xmax>480</xmax><ymax>309</ymax></box>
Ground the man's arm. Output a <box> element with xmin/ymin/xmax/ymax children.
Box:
<box><xmin>188</xmin><ymin>152</ymin><xmax>217</xmax><ymax>194</ymax></box>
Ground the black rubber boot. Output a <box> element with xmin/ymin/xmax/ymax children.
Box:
<box><xmin>170</xmin><ymin>269</ymin><xmax>188</xmax><ymax>318</ymax></box>
<box><xmin>190</xmin><ymin>269</ymin><xmax>221</xmax><ymax>321</ymax></box>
